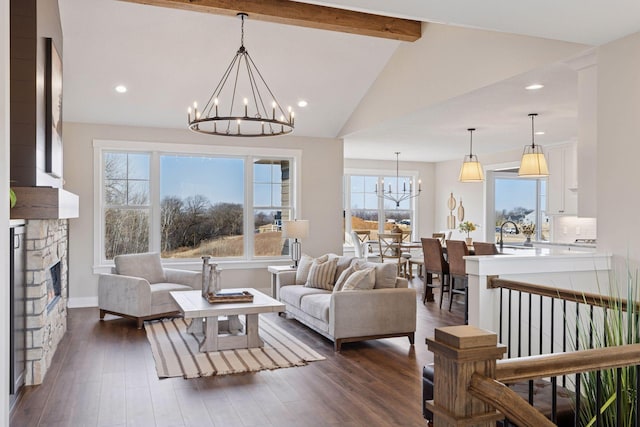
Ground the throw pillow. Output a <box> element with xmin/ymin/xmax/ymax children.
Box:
<box><xmin>329</xmin><ymin>254</ymin><xmax>355</xmax><ymax>284</ymax></box>
<box><xmin>296</xmin><ymin>254</ymin><xmax>329</xmax><ymax>285</ymax></box>
<box><xmin>341</xmin><ymin>267</ymin><xmax>376</xmax><ymax>291</ymax></box>
<box><xmin>333</xmin><ymin>264</ymin><xmax>357</xmax><ymax>292</ymax></box>
<box><xmin>351</xmin><ymin>260</ymin><xmax>397</xmax><ymax>289</ymax></box>
<box><xmin>305</xmin><ymin>258</ymin><xmax>338</xmax><ymax>290</ymax></box>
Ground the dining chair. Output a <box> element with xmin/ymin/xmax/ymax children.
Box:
<box><xmin>421</xmin><ymin>238</ymin><xmax>450</xmax><ymax>307</ymax></box>
<box><xmin>378</xmin><ymin>233</ymin><xmax>409</xmax><ymax>278</ymax></box>
<box><xmin>432</xmin><ymin>233</ymin><xmax>446</xmax><ymax>245</ymax></box>
<box><xmin>473</xmin><ymin>241</ymin><xmax>499</xmax><ymax>255</ymax></box>
<box><xmin>445</xmin><ymin>240</ymin><xmax>469</xmax><ymax>323</ymax></box>
<box><xmin>351</xmin><ymin>230</ymin><xmax>380</xmax><ymax>261</ymax></box>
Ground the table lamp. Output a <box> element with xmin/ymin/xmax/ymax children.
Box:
<box><xmin>282</xmin><ymin>219</ymin><xmax>309</xmax><ymax>268</ymax></box>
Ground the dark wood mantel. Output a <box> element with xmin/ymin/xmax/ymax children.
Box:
<box><xmin>10</xmin><ymin>187</ymin><xmax>79</xmax><ymax>219</ymax></box>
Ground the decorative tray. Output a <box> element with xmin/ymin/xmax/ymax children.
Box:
<box><xmin>206</xmin><ymin>291</ymin><xmax>254</xmax><ymax>304</ymax></box>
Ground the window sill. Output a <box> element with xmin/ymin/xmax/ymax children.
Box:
<box><xmin>92</xmin><ymin>258</ymin><xmax>292</xmax><ymax>275</ymax></box>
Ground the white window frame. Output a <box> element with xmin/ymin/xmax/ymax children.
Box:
<box><xmin>93</xmin><ymin>139</ymin><xmax>301</xmax><ymax>272</ymax></box>
<box><xmin>344</xmin><ymin>167</ymin><xmax>421</xmax><ymax>244</ymax></box>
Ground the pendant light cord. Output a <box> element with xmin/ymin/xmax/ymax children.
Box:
<box><xmin>529</xmin><ymin>113</ymin><xmax>537</xmax><ymax>148</ymax></box>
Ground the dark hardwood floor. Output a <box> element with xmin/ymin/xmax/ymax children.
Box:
<box><xmin>10</xmin><ymin>278</ymin><xmax>464</xmax><ymax>427</ymax></box>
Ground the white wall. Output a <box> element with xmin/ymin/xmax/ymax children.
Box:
<box><xmin>1</xmin><ymin>0</ymin><xmax>10</xmax><ymax>421</ymax></box>
<box><xmin>341</xmin><ymin>23</ymin><xmax>589</xmax><ymax>137</ymax></box>
<box><xmin>343</xmin><ymin>157</ymin><xmax>436</xmax><ymax>238</ymax></box>
<box><xmin>597</xmin><ymin>31</ymin><xmax>640</xmax><ymax>266</ymax></box>
<box><xmin>63</xmin><ymin>122</ymin><xmax>344</xmax><ymax>306</ymax></box>
<box><xmin>434</xmin><ymin>148</ymin><xmax>522</xmax><ymax>243</ymax></box>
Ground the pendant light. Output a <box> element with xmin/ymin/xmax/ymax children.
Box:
<box><xmin>458</xmin><ymin>128</ymin><xmax>484</xmax><ymax>182</ymax></box>
<box><xmin>518</xmin><ymin>113</ymin><xmax>549</xmax><ymax>177</ymax></box>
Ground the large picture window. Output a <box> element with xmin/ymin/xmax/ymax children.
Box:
<box><xmin>96</xmin><ymin>142</ymin><xmax>298</xmax><ymax>264</ymax></box>
<box><xmin>344</xmin><ymin>172</ymin><xmax>418</xmax><ymax>244</ymax></box>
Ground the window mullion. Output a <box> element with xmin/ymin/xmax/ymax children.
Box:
<box><xmin>246</xmin><ymin>155</ymin><xmax>254</xmax><ymax>260</ymax></box>
<box><xmin>149</xmin><ymin>151</ymin><xmax>160</xmax><ymax>253</ymax></box>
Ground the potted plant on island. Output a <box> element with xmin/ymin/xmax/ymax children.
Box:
<box><xmin>458</xmin><ymin>221</ymin><xmax>478</xmax><ymax>246</ymax></box>
<box><xmin>520</xmin><ymin>223</ymin><xmax>535</xmax><ymax>246</ymax></box>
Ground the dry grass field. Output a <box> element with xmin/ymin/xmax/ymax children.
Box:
<box><xmin>163</xmin><ymin>231</ymin><xmax>286</xmax><ymax>258</ymax></box>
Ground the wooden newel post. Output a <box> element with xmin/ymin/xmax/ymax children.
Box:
<box><xmin>426</xmin><ymin>325</ymin><xmax>506</xmax><ymax>427</ymax></box>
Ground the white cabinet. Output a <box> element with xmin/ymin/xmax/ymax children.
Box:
<box><xmin>546</xmin><ymin>143</ymin><xmax>577</xmax><ymax>215</ymax></box>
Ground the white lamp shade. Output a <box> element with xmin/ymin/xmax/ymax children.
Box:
<box><xmin>458</xmin><ymin>155</ymin><xmax>484</xmax><ymax>182</ymax></box>
<box><xmin>282</xmin><ymin>220</ymin><xmax>309</xmax><ymax>239</ymax></box>
<box><xmin>518</xmin><ymin>146</ymin><xmax>549</xmax><ymax>177</ymax></box>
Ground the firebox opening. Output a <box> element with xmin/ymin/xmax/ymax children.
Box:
<box><xmin>47</xmin><ymin>261</ymin><xmax>61</xmax><ymax>312</ymax></box>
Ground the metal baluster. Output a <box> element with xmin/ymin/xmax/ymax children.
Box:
<box><xmin>635</xmin><ymin>364</ymin><xmax>639</xmax><ymax>427</ymax></box>
<box><xmin>508</xmin><ymin>289</ymin><xmax>512</xmax><ymax>358</ymax></box>
<box><xmin>539</xmin><ymin>295</ymin><xmax>543</xmax><ymax>355</ymax></box>
<box><xmin>617</xmin><ymin>367</ymin><xmax>622</xmax><ymax>427</ymax></box>
<box><xmin>550</xmin><ymin>298</ymin><xmax>555</xmax><ymax>354</ymax></box>
<box><xmin>528</xmin><ymin>293</ymin><xmax>532</xmax><ymax>356</ymax></box>
<box><xmin>499</xmin><ymin>288</ymin><xmax>504</xmax><ymax>343</ymax></box>
<box><xmin>562</xmin><ymin>300</ymin><xmax>567</xmax><ymax>387</ymax></box>
<box><xmin>551</xmin><ymin>376</ymin><xmax>558</xmax><ymax>424</ymax></box>
<box><xmin>575</xmin><ymin>372</ymin><xmax>582</xmax><ymax>427</ymax></box>
<box><xmin>518</xmin><ymin>291</ymin><xmax>522</xmax><ymax>357</ymax></box>
<box><xmin>590</xmin><ymin>305</ymin><xmax>595</xmax><ymax>349</ymax></box>
<box><xmin>596</xmin><ymin>370</ymin><xmax>602</xmax><ymax>427</ymax></box>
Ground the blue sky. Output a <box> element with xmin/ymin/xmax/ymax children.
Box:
<box><xmin>160</xmin><ymin>156</ymin><xmax>245</xmax><ymax>204</ymax></box>
<box><xmin>495</xmin><ymin>178</ymin><xmax>545</xmax><ymax>212</ymax></box>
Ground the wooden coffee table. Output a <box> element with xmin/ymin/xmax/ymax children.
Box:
<box><xmin>170</xmin><ymin>288</ymin><xmax>285</xmax><ymax>353</ymax></box>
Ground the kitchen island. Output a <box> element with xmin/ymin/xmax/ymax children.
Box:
<box><xmin>465</xmin><ymin>246</ymin><xmax>610</xmax><ymax>333</ymax></box>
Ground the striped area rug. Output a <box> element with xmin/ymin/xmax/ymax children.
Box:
<box><xmin>144</xmin><ymin>316</ymin><xmax>325</xmax><ymax>378</ymax></box>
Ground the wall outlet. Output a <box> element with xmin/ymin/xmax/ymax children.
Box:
<box><xmin>576</xmin><ymin>226</ymin><xmax>581</xmax><ymax>235</ymax></box>
<box><xmin>563</xmin><ymin>226</ymin><xmax>568</xmax><ymax>234</ymax></box>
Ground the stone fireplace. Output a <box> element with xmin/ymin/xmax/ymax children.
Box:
<box><xmin>24</xmin><ymin>219</ymin><xmax>68</xmax><ymax>385</ymax></box>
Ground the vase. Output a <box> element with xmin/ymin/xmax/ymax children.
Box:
<box><xmin>524</xmin><ymin>236</ymin><xmax>533</xmax><ymax>247</ymax></box>
<box><xmin>465</xmin><ymin>237</ymin><xmax>473</xmax><ymax>246</ymax></box>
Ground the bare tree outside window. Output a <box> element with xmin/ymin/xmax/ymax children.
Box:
<box><xmin>103</xmin><ymin>152</ymin><xmax>151</xmax><ymax>259</ymax></box>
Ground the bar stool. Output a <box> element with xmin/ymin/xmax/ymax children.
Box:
<box><xmin>445</xmin><ymin>240</ymin><xmax>469</xmax><ymax>323</ymax></box>
<box><xmin>473</xmin><ymin>241</ymin><xmax>499</xmax><ymax>255</ymax></box>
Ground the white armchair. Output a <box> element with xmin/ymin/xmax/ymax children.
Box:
<box><xmin>98</xmin><ymin>252</ymin><xmax>202</xmax><ymax>328</ymax></box>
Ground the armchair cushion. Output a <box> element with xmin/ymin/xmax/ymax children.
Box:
<box><xmin>114</xmin><ymin>252</ymin><xmax>166</xmax><ymax>284</ymax></box>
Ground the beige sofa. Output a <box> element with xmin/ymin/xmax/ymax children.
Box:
<box><xmin>276</xmin><ymin>254</ymin><xmax>417</xmax><ymax>351</ymax></box>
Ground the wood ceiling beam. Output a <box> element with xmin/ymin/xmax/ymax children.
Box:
<box><xmin>118</xmin><ymin>0</ymin><xmax>422</xmax><ymax>42</ymax></box>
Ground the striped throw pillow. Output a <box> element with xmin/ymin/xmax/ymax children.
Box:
<box><xmin>341</xmin><ymin>267</ymin><xmax>376</xmax><ymax>291</ymax></box>
<box><xmin>304</xmin><ymin>258</ymin><xmax>338</xmax><ymax>290</ymax></box>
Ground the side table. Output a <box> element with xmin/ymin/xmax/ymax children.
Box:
<box><xmin>267</xmin><ymin>265</ymin><xmax>296</xmax><ymax>299</ymax></box>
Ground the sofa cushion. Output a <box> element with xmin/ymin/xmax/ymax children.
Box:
<box><xmin>342</xmin><ymin>267</ymin><xmax>376</xmax><ymax>291</ymax></box>
<box><xmin>352</xmin><ymin>260</ymin><xmax>397</xmax><ymax>289</ymax></box>
<box><xmin>115</xmin><ymin>252</ymin><xmax>166</xmax><ymax>284</ymax></box>
<box><xmin>300</xmin><ymin>294</ymin><xmax>331</xmax><ymax>322</ymax></box>
<box><xmin>333</xmin><ymin>265</ymin><xmax>356</xmax><ymax>292</ymax></box>
<box><xmin>296</xmin><ymin>254</ymin><xmax>329</xmax><ymax>285</ymax></box>
<box><xmin>305</xmin><ymin>258</ymin><xmax>338</xmax><ymax>290</ymax></box>
<box><xmin>280</xmin><ymin>285</ymin><xmax>330</xmax><ymax>309</ymax></box>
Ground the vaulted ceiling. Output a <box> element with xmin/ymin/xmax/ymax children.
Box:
<box><xmin>59</xmin><ymin>0</ymin><xmax>640</xmax><ymax>162</ymax></box>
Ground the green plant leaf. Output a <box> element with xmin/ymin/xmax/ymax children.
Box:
<box><xmin>9</xmin><ymin>188</ymin><xmax>16</xmax><ymax>208</ymax></box>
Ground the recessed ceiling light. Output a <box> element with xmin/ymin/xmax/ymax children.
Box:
<box><xmin>535</xmin><ymin>131</ymin><xmax>545</xmax><ymax>135</ymax></box>
<box><xmin>525</xmin><ymin>84</ymin><xmax>544</xmax><ymax>90</ymax></box>
<box><xmin>114</xmin><ymin>85</ymin><xmax>127</xmax><ymax>93</ymax></box>
<box><xmin>297</xmin><ymin>100</ymin><xmax>308</xmax><ymax>108</ymax></box>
